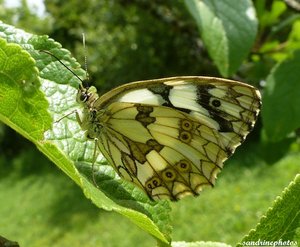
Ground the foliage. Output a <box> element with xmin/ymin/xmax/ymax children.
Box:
<box><xmin>238</xmin><ymin>174</ymin><xmax>300</xmax><ymax>246</ymax></box>
<box><xmin>44</xmin><ymin>0</ymin><xmax>209</xmax><ymax>94</ymax></box>
<box><xmin>0</xmin><ymin>0</ymin><xmax>300</xmax><ymax>246</ymax></box>
<box><xmin>0</xmin><ymin>0</ymin><xmax>51</xmax><ymax>34</ymax></box>
<box><xmin>185</xmin><ymin>0</ymin><xmax>257</xmax><ymax>77</ymax></box>
<box><xmin>262</xmin><ymin>51</ymin><xmax>300</xmax><ymax>141</ymax></box>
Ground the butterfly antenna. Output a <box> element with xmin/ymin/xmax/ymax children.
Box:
<box><xmin>40</xmin><ymin>49</ymin><xmax>85</xmax><ymax>90</ymax></box>
<box><xmin>82</xmin><ymin>33</ymin><xmax>90</xmax><ymax>82</ymax></box>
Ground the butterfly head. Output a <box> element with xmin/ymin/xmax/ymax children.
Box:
<box><xmin>76</xmin><ymin>85</ymin><xmax>99</xmax><ymax>107</ymax></box>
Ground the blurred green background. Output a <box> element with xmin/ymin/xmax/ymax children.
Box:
<box><xmin>0</xmin><ymin>0</ymin><xmax>299</xmax><ymax>246</ymax></box>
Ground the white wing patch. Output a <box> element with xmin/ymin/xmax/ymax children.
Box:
<box><xmin>117</xmin><ymin>88</ymin><xmax>165</xmax><ymax>105</ymax></box>
<box><xmin>168</xmin><ymin>84</ymin><xmax>210</xmax><ymax>114</ymax></box>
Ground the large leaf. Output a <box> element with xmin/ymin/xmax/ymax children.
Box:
<box><xmin>262</xmin><ymin>50</ymin><xmax>300</xmax><ymax>142</ymax></box>
<box><xmin>238</xmin><ymin>174</ymin><xmax>300</xmax><ymax>246</ymax></box>
<box><xmin>184</xmin><ymin>0</ymin><xmax>258</xmax><ymax>76</ymax></box>
<box><xmin>0</xmin><ymin>21</ymin><xmax>171</xmax><ymax>245</ymax></box>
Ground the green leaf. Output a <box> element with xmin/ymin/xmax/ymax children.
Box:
<box><xmin>184</xmin><ymin>0</ymin><xmax>258</xmax><ymax>76</ymax></box>
<box><xmin>172</xmin><ymin>241</ymin><xmax>231</xmax><ymax>247</ymax></box>
<box><xmin>262</xmin><ymin>50</ymin><xmax>300</xmax><ymax>142</ymax></box>
<box><xmin>238</xmin><ymin>174</ymin><xmax>300</xmax><ymax>246</ymax></box>
<box><xmin>257</xmin><ymin>0</ymin><xmax>287</xmax><ymax>29</ymax></box>
<box><xmin>260</xmin><ymin>131</ymin><xmax>296</xmax><ymax>164</ymax></box>
<box><xmin>0</xmin><ymin>36</ymin><xmax>51</xmax><ymax>142</ymax></box>
<box><xmin>0</xmin><ymin>21</ymin><xmax>171</xmax><ymax>245</ymax></box>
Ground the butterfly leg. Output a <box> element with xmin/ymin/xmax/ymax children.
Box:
<box><xmin>75</xmin><ymin>110</ymin><xmax>84</xmax><ymax>126</ymax></box>
<box><xmin>92</xmin><ymin>137</ymin><xmax>100</xmax><ymax>188</ymax></box>
<box><xmin>75</xmin><ymin>110</ymin><xmax>100</xmax><ymax>187</ymax></box>
<box><xmin>55</xmin><ymin>109</ymin><xmax>78</xmax><ymax>123</ymax></box>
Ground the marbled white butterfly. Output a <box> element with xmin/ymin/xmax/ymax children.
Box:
<box><xmin>75</xmin><ymin>76</ymin><xmax>261</xmax><ymax>200</ymax></box>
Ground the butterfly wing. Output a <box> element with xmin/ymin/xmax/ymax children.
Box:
<box><xmin>94</xmin><ymin>77</ymin><xmax>261</xmax><ymax>200</ymax></box>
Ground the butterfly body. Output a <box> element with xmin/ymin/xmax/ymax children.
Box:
<box><xmin>76</xmin><ymin>76</ymin><xmax>261</xmax><ymax>201</ymax></box>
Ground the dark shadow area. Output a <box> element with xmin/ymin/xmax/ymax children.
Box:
<box><xmin>0</xmin><ymin>125</ymin><xmax>55</xmax><ymax>179</ymax></box>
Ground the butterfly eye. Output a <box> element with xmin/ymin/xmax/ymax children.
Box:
<box><xmin>76</xmin><ymin>89</ymin><xmax>89</xmax><ymax>103</ymax></box>
<box><xmin>79</xmin><ymin>92</ymin><xmax>88</xmax><ymax>102</ymax></box>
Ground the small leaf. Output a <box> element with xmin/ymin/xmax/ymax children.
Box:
<box><xmin>184</xmin><ymin>0</ymin><xmax>258</xmax><ymax>76</ymax></box>
<box><xmin>262</xmin><ymin>50</ymin><xmax>300</xmax><ymax>142</ymax></box>
<box><xmin>238</xmin><ymin>174</ymin><xmax>300</xmax><ymax>246</ymax></box>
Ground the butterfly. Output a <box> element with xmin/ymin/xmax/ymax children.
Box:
<box><xmin>75</xmin><ymin>76</ymin><xmax>261</xmax><ymax>201</ymax></box>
